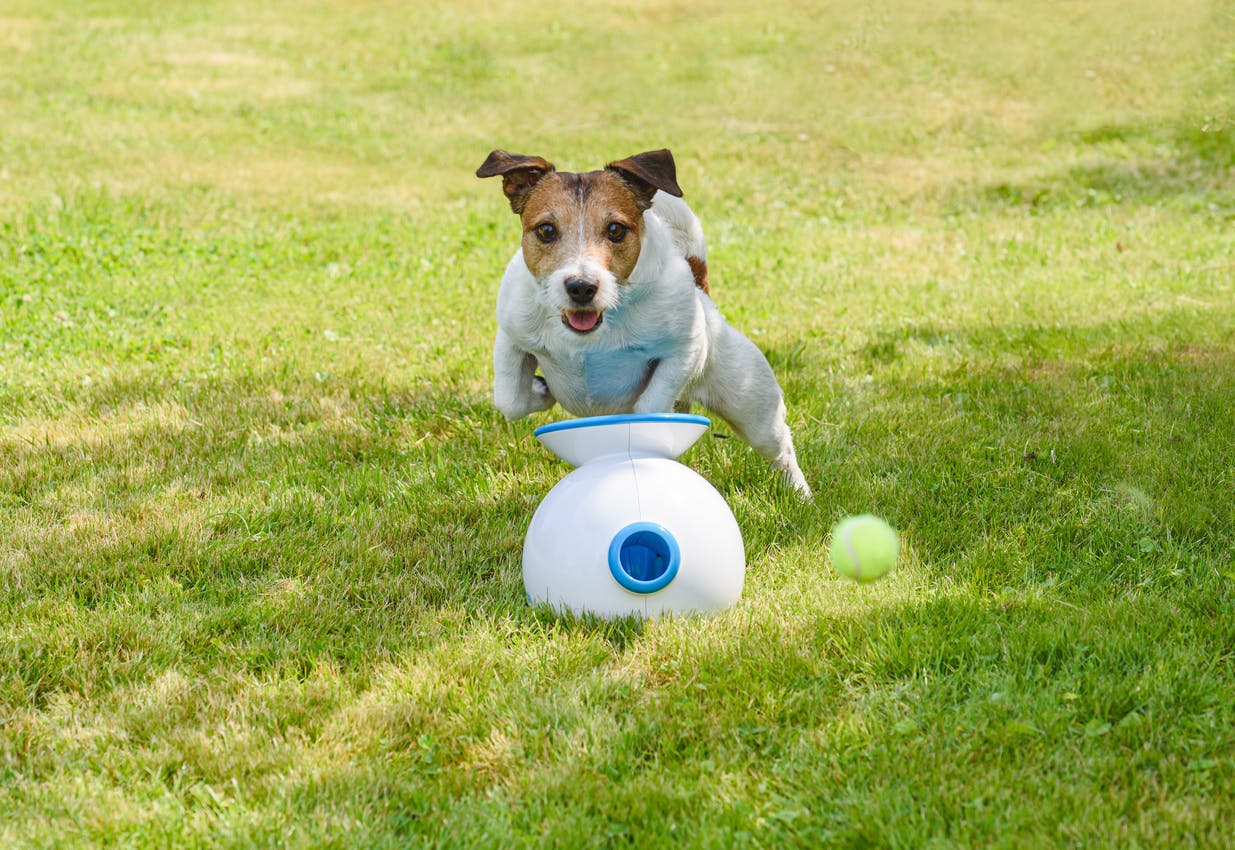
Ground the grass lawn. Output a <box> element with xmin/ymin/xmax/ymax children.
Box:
<box><xmin>2</xmin><ymin>0</ymin><xmax>1234</xmax><ymax>846</ymax></box>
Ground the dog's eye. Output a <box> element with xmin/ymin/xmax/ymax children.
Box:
<box><xmin>534</xmin><ymin>223</ymin><xmax>558</xmax><ymax>243</ymax></box>
<box><xmin>606</xmin><ymin>222</ymin><xmax>628</xmax><ymax>243</ymax></box>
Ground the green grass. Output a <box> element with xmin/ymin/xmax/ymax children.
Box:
<box><xmin>2</xmin><ymin>0</ymin><xmax>1234</xmax><ymax>846</ymax></box>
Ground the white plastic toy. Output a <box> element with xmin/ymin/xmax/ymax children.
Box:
<box><xmin>523</xmin><ymin>413</ymin><xmax>745</xmax><ymax>619</ymax></box>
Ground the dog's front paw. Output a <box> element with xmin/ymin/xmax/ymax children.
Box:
<box><xmin>495</xmin><ymin>376</ymin><xmax>556</xmax><ymax>420</ymax></box>
<box><xmin>632</xmin><ymin>392</ymin><xmax>675</xmax><ymax>415</ymax></box>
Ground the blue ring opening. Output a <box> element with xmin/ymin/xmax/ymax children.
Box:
<box><xmin>608</xmin><ymin>522</ymin><xmax>680</xmax><ymax>594</ymax></box>
<box><xmin>535</xmin><ymin>413</ymin><xmax>710</xmax><ymax>437</ymax></box>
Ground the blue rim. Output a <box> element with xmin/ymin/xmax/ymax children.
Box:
<box><xmin>608</xmin><ymin>522</ymin><xmax>681</xmax><ymax>594</ymax></box>
<box><xmin>534</xmin><ymin>413</ymin><xmax>710</xmax><ymax>437</ymax></box>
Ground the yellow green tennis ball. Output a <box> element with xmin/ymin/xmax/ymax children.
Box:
<box><xmin>829</xmin><ymin>514</ymin><xmax>898</xmax><ymax>582</ymax></box>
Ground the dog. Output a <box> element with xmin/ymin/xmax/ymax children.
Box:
<box><xmin>477</xmin><ymin>148</ymin><xmax>810</xmax><ymax>497</ymax></box>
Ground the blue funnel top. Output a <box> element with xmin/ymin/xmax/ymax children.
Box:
<box><xmin>534</xmin><ymin>413</ymin><xmax>710</xmax><ymax>467</ymax></box>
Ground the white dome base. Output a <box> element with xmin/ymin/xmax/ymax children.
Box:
<box><xmin>523</xmin><ymin>414</ymin><xmax>745</xmax><ymax>619</ymax></box>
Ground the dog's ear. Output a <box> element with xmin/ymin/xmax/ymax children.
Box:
<box><xmin>606</xmin><ymin>149</ymin><xmax>683</xmax><ymax>209</ymax></box>
<box><xmin>476</xmin><ymin>150</ymin><xmax>555</xmax><ymax>214</ymax></box>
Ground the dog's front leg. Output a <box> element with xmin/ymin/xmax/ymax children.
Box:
<box><xmin>493</xmin><ymin>328</ymin><xmax>555</xmax><ymax>420</ymax></box>
<box><xmin>631</xmin><ymin>354</ymin><xmax>698</xmax><ymax>415</ymax></box>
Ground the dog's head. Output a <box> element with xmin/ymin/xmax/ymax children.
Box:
<box><xmin>477</xmin><ymin>149</ymin><xmax>683</xmax><ymax>335</ymax></box>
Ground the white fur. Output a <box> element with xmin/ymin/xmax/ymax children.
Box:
<box><xmin>493</xmin><ymin>192</ymin><xmax>810</xmax><ymax>496</ymax></box>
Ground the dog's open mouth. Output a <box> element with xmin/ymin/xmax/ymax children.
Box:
<box><xmin>562</xmin><ymin>309</ymin><xmax>603</xmax><ymax>334</ymax></box>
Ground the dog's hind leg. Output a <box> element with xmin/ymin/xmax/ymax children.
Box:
<box><xmin>726</xmin><ymin>397</ymin><xmax>811</xmax><ymax>499</ymax></box>
<box><xmin>698</xmin><ymin>329</ymin><xmax>812</xmax><ymax>498</ymax></box>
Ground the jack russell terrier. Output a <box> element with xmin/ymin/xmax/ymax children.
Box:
<box><xmin>477</xmin><ymin>148</ymin><xmax>811</xmax><ymax>497</ymax></box>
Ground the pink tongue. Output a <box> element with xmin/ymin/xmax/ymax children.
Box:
<box><xmin>567</xmin><ymin>311</ymin><xmax>600</xmax><ymax>331</ymax></box>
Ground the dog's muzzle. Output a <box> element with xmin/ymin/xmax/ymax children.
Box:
<box><xmin>562</xmin><ymin>276</ymin><xmax>603</xmax><ymax>333</ymax></box>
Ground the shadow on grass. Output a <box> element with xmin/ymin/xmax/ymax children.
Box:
<box><xmin>261</xmin><ymin>582</ymin><xmax>1235</xmax><ymax>848</ymax></box>
<box><xmin>796</xmin><ymin>311</ymin><xmax>1235</xmax><ymax>643</ymax></box>
<box><xmin>2</xmin><ymin>310</ymin><xmax>1234</xmax><ymax>708</ymax></box>
<box><xmin>527</xmin><ymin>605</ymin><xmax>649</xmax><ymax>651</ymax></box>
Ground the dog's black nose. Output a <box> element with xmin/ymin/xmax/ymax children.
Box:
<box><xmin>565</xmin><ymin>277</ymin><xmax>598</xmax><ymax>305</ymax></box>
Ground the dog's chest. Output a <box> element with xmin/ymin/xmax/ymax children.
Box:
<box><xmin>540</xmin><ymin>345</ymin><xmax>659</xmax><ymax>415</ymax></box>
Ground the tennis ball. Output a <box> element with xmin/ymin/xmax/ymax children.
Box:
<box><xmin>829</xmin><ymin>514</ymin><xmax>898</xmax><ymax>582</ymax></box>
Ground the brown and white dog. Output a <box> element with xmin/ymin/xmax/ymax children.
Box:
<box><xmin>477</xmin><ymin>148</ymin><xmax>810</xmax><ymax>497</ymax></box>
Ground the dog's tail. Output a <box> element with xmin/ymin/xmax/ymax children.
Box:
<box><xmin>651</xmin><ymin>191</ymin><xmax>710</xmax><ymax>293</ymax></box>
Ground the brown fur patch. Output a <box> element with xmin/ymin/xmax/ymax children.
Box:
<box><xmin>686</xmin><ymin>255</ymin><xmax>709</xmax><ymax>293</ymax></box>
<box><xmin>606</xmin><ymin>149</ymin><xmax>682</xmax><ymax>206</ymax></box>
<box><xmin>476</xmin><ymin>150</ymin><xmax>555</xmax><ymax>214</ymax></box>
<box><xmin>518</xmin><ymin>171</ymin><xmax>645</xmax><ymax>283</ymax></box>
